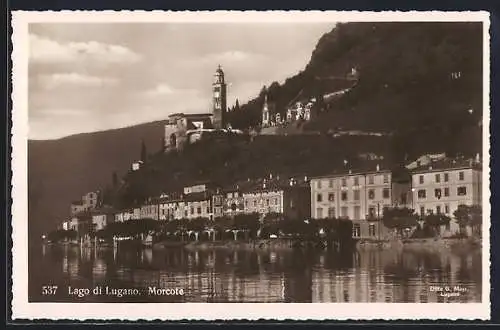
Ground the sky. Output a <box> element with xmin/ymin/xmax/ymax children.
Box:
<box><xmin>28</xmin><ymin>22</ymin><xmax>336</xmax><ymax>140</ymax></box>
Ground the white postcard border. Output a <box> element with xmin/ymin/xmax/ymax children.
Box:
<box><xmin>11</xmin><ymin>10</ymin><xmax>491</xmax><ymax>320</ymax></box>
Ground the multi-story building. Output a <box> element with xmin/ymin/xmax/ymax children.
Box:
<box><xmin>242</xmin><ymin>179</ymin><xmax>311</xmax><ymax>220</ymax></box>
<box><xmin>140</xmin><ymin>201</ymin><xmax>159</xmax><ymax>220</ymax></box>
<box><xmin>310</xmin><ymin>164</ymin><xmax>412</xmax><ymax>239</ymax></box>
<box><xmin>223</xmin><ymin>188</ymin><xmax>245</xmax><ymax>217</ymax></box>
<box><xmin>158</xmin><ymin>185</ymin><xmax>214</xmax><ymax>221</ymax></box>
<box><xmin>411</xmin><ymin>158</ymin><xmax>482</xmax><ymax>235</ymax></box>
<box><xmin>70</xmin><ymin>201</ymin><xmax>86</xmax><ymax>216</ymax></box>
<box><xmin>114</xmin><ymin>208</ymin><xmax>140</xmax><ymax>222</ymax></box>
<box><xmin>70</xmin><ymin>191</ymin><xmax>100</xmax><ymax>216</ymax></box>
<box><xmin>212</xmin><ymin>191</ymin><xmax>225</xmax><ymax>219</ymax></box>
<box><xmin>82</xmin><ymin>191</ymin><xmax>99</xmax><ymax>209</ymax></box>
<box><xmin>91</xmin><ymin>207</ymin><xmax>115</xmax><ymax>232</ymax></box>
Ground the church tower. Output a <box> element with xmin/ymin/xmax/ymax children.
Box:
<box><xmin>212</xmin><ymin>65</ymin><xmax>227</xmax><ymax>129</ymax></box>
<box><xmin>262</xmin><ymin>93</ymin><xmax>270</xmax><ymax>127</ymax></box>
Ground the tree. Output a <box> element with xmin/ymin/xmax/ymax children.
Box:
<box><xmin>140</xmin><ymin>139</ymin><xmax>147</xmax><ymax>162</ymax></box>
<box><xmin>233</xmin><ymin>213</ymin><xmax>260</xmax><ymax>235</ymax></box>
<box><xmin>382</xmin><ymin>207</ymin><xmax>419</xmax><ymax>236</ymax></box>
<box><xmin>424</xmin><ymin>213</ymin><xmax>451</xmax><ymax>236</ymax></box>
<box><xmin>454</xmin><ymin>204</ymin><xmax>482</xmax><ymax>236</ymax></box>
<box><xmin>186</xmin><ymin>217</ymin><xmax>208</xmax><ymax>232</ymax></box>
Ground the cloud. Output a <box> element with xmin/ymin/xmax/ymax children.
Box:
<box><xmin>37</xmin><ymin>73</ymin><xmax>118</xmax><ymax>89</ymax></box>
<box><xmin>29</xmin><ymin>34</ymin><xmax>142</xmax><ymax>64</ymax></box>
<box><xmin>142</xmin><ymin>83</ymin><xmax>199</xmax><ymax>97</ymax></box>
<box><xmin>181</xmin><ymin>50</ymin><xmax>266</xmax><ymax>67</ymax></box>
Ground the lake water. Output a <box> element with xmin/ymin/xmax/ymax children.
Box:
<box><xmin>29</xmin><ymin>244</ymin><xmax>482</xmax><ymax>303</ymax></box>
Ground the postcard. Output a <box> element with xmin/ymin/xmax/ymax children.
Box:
<box><xmin>11</xmin><ymin>10</ymin><xmax>490</xmax><ymax>320</ymax></box>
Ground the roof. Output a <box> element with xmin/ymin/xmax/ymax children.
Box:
<box><xmin>410</xmin><ymin>158</ymin><xmax>482</xmax><ymax>174</ymax></box>
<box><xmin>310</xmin><ymin>162</ymin><xmax>392</xmax><ymax>180</ymax></box>
<box><xmin>71</xmin><ymin>200</ymin><xmax>84</xmax><ymax>206</ymax></box>
<box><xmin>90</xmin><ymin>207</ymin><xmax>116</xmax><ymax>215</ymax></box>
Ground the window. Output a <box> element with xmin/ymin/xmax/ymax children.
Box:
<box><xmin>459</xmin><ymin>171</ymin><xmax>465</xmax><ymax>181</ymax></box>
<box><xmin>435</xmin><ymin>174</ymin><xmax>440</xmax><ymax>183</ymax></box>
<box><xmin>316</xmin><ymin>208</ymin><xmax>323</xmax><ymax>219</ymax></box>
<box><xmin>341</xmin><ymin>191</ymin><xmax>348</xmax><ymax>201</ymax></box>
<box><xmin>444</xmin><ymin>173</ymin><xmax>449</xmax><ymax>182</ymax></box>
<box><xmin>436</xmin><ymin>205</ymin><xmax>441</xmax><ymax>214</ymax></box>
<box><xmin>418</xmin><ymin>189</ymin><xmax>426</xmax><ymax>199</ymax></box>
<box><xmin>328</xmin><ymin>179</ymin><xmax>333</xmax><ymax>188</ymax></box>
<box><xmin>253</xmin><ymin>200</ymin><xmax>257</xmax><ymax>207</ymax></box>
<box><xmin>197</xmin><ymin>207</ymin><xmax>202</xmax><ymax>214</ymax></box>
<box><xmin>419</xmin><ymin>175</ymin><xmax>424</xmax><ymax>184</ymax></box>
<box><xmin>266</xmin><ymin>199</ymin><xmax>270</xmax><ymax>206</ymax></box>
<box><xmin>342</xmin><ymin>178</ymin><xmax>347</xmax><ymax>187</ymax></box>
<box><xmin>368</xmin><ymin>207</ymin><xmax>376</xmax><ymax>218</ymax></box>
<box><xmin>354</xmin><ymin>177</ymin><xmax>359</xmax><ymax>186</ymax></box>
<box><xmin>368</xmin><ymin>189</ymin><xmax>375</xmax><ymax>200</ymax></box>
<box><xmin>444</xmin><ymin>187</ymin><xmax>450</xmax><ymax>197</ymax></box>
<box><xmin>445</xmin><ymin>204</ymin><xmax>450</xmax><ymax>214</ymax></box>
<box><xmin>185</xmin><ymin>210</ymin><xmax>188</xmax><ymax>217</ymax></box>
<box><xmin>190</xmin><ymin>207</ymin><xmax>194</xmax><ymax>215</ymax></box>
<box><xmin>457</xmin><ymin>186</ymin><xmax>467</xmax><ymax>196</ymax></box>
<box><xmin>420</xmin><ymin>206</ymin><xmax>425</xmax><ymax>215</ymax></box>
<box><xmin>317</xmin><ymin>181</ymin><xmax>322</xmax><ymax>189</ymax></box>
<box><xmin>383</xmin><ymin>188</ymin><xmax>390</xmax><ymax>199</ymax></box>
<box><xmin>328</xmin><ymin>193</ymin><xmax>335</xmax><ymax>202</ymax></box>
<box><xmin>435</xmin><ymin>188</ymin><xmax>442</xmax><ymax>199</ymax></box>
<box><xmin>368</xmin><ymin>175</ymin><xmax>374</xmax><ymax>184</ymax></box>
<box><xmin>341</xmin><ymin>206</ymin><xmax>348</xmax><ymax>218</ymax></box>
<box><xmin>354</xmin><ymin>206</ymin><xmax>361</xmax><ymax>219</ymax></box>
<box><xmin>383</xmin><ymin>174</ymin><xmax>389</xmax><ymax>183</ymax></box>
<box><xmin>369</xmin><ymin>224</ymin><xmax>376</xmax><ymax>237</ymax></box>
<box><xmin>352</xmin><ymin>224</ymin><xmax>361</xmax><ymax>238</ymax></box>
<box><xmin>317</xmin><ymin>193</ymin><xmax>323</xmax><ymax>202</ymax></box>
<box><xmin>328</xmin><ymin>207</ymin><xmax>336</xmax><ymax>218</ymax></box>
<box><xmin>275</xmin><ymin>198</ymin><xmax>279</xmax><ymax>205</ymax></box>
<box><xmin>354</xmin><ymin>190</ymin><xmax>360</xmax><ymax>201</ymax></box>
<box><xmin>206</xmin><ymin>207</ymin><xmax>210</xmax><ymax>214</ymax></box>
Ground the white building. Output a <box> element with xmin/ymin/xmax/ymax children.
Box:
<box><xmin>310</xmin><ymin>164</ymin><xmax>412</xmax><ymax>239</ymax></box>
<box><xmin>411</xmin><ymin>158</ymin><xmax>482</xmax><ymax>235</ymax></box>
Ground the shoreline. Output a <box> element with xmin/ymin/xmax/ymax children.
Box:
<box><xmin>355</xmin><ymin>236</ymin><xmax>481</xmax><ymax>252</ymax></box>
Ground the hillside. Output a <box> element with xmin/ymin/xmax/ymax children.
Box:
<box><xmin>28</xmin><ymin>22</ymin><xmax>483</xmax><ymax>244</ymax></box>
<box><xmin>28</xmin><ymin>121</ymin><xmax>168</xmax><ymax>244</ymax></box>
<box><xmin>229</xmin><ymin>22</ymin><xmax>483</xmax><ymax>154</ymax></box>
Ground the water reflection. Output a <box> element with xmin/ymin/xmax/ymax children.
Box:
<box><xmin>31</xmin><ymin>245</ymin><xmax>481</xmax><ymax>303</ymax></box>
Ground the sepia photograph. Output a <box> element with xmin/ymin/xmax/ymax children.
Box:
<box><xmin>11</xmin><ymin>10</ymin><xmax>490</xmax><ymax>320</ymax></box>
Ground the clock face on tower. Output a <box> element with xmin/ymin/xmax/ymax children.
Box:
<box><xmin>214</xmin><ymin>91</ymin><xmax>220</xmax><ymax>98</ymax></box>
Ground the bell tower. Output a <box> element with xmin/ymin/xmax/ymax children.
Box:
<box><xmin>212</xmin><ymin>65</ymin><xmax>227</xmax><ymax>129</ymax></box>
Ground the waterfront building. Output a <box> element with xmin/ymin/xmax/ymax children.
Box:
<box><xmin>242</xmin><ymin>178</ymin><xmax>311</xmax><ymax>220</ymax></box>
<box><xmin>114</xmin><ymin>208</ymin><xmax>139</xmax><ymax>222</ymax></box>
<box><xmin>410</xmin><ymin>157</ymin><xmax>482</xmax><ymax>235</ymax></box>
<box><xmin>310</xmin><ymin>163</ymin><xmax>412</xmax><ymax>239</ymax></box>
<box><xmin>212</xmin><ymin>191</ymin><xmax>225</xmax><ymax>219</ymax></box>
<box><xmin>140</xmin><ymin>201</ymin><xmax>159</xmax><ymax>220</ymax></box>
<box><xmin>222</xmin><ymin>186</ymin><xmax>245</xmax><ymax>217</ymax></box>
<box><xmin>91</xmin><ymin>207</ymin><xmax>115</xmax><ymax>231</ymax></box>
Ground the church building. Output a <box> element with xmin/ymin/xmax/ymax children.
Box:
<box><xmin>164</xmin><ymin>65</ymin><xmax>229</xmax><ymax>151</ymax></box>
